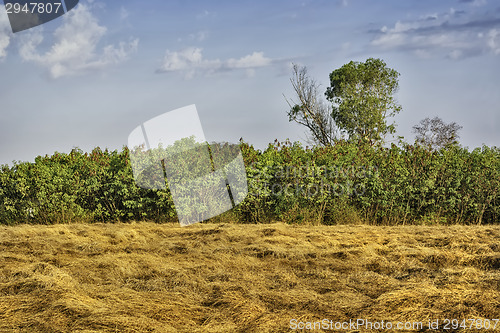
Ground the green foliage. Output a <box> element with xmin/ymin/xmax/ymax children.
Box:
<box><xmin>0</xmin><ymin>147</ymin><xmax>177</xmax><ymax>224</ymax></box>
<box><xmin>0</xmin><ymin>141</ymin><xmax>498</xmax><ymax>225</ymax></box>
<box><xmin>237</xmin><ymin>140</ymin><xmax>499</xmax><ymax>225</ymax></box>
<box><xmin>326</xmin><ymin>58</ymin><xmax>402</xmax><ymax>145</ymax></box>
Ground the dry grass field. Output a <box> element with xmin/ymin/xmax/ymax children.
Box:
<box><xmin>0</xmin><ymin>222</ymin><xmax>499</xmax><ymax>332</ymax></box>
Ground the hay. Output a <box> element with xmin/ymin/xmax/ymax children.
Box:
<box><xmin>0</xmin><ymin>222</ymin><xmax>499</xmax><ymax>332</ymax></box>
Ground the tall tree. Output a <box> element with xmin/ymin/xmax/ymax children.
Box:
<box><xmin>285</xmin><ymin>64</ymin><xmax>338</xmax><ymax>146</ymax></box>
<box><xmin>413</xmin><ymin>117</ymin><xmax>462</xmax><ymax>150</ymax></box>
<box><xmin>325</xmin><ymin>58</ymin><xmax>402</xmax><ymax>145</ymax></box>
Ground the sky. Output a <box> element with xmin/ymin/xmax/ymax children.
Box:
<box><xmin>0</xmin><ymin>0</ymin><xmax>499</xmax><ymax>166</ymax></box>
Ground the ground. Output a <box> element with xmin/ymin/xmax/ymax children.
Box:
<box><xmin>0</xmin><ymin>222</ymin><xmax>499</xmax><ymax>332</ymax></box>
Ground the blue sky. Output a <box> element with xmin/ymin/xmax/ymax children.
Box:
<box><xmin>0</xmin><ymin>0</ymin><xmax>499</xmax><ymax>165</ymax></box>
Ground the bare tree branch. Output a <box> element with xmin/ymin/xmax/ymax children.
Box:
<box><xmin>413</xmin><ymin>117</ymin><xmax>463</xmax><ymax>150</ymax></box>
<box><xmin>284</xmin><ymin>64</ymin><xmax>339</xmax><ymax>146</ymax></box>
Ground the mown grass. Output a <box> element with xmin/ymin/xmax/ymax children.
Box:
<box><xmin>0</xmin><ymin>222</ymin><xmax>499</xmax><ymax>332</ymax></box>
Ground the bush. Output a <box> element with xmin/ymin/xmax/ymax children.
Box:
<box><xmin>0</xmin><ymin>141</ymin><xmax>498</xmax><ymax>225</ymax></box>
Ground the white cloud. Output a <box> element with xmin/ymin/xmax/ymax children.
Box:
<box><xmin>226</xmin><ymin>52</ymin><xmax>271</xmax><ymax>69</ymax></box>
<box><xmin>120</xmin><ymin>7</ymin><xmax>130</xmax><ymax>21</ymax></box>
<box><xmin>18</xmin><ymin>3</ymin><xmax>138</xmax><ymax>78</ymax></box>
<box><xmin>370</xmin><ymin>9</ymin><xmax>500</xmax><ymax>59</ymax></box>
<box><xmin>196</xmin><ymin>10</ymin><xmax>215</xmax><ymax>19</ymax></box>
<box><xmin>371</xmin><ymin>30</ymin><xmax>406</xmax><ymax>49</ymax></box>
<box><xmin>488</xmin><ymin>28</ymin><xmax>500</xmax><ymax>54</ymax></box>
<box><xmin>467</xmin><ymin>0</ymin><xmax>487</xmax><ymax>7</ymax></box>
<box><xmin>187</xmin><ymin>30</ymin><xmax>209</xmax><ymax>42</ymax></box>
<box><xmin>448</xmin><ymin>49</ymin><xmax>463</xmax><ymax>59</ymax></box>
<box><xmin>157</xmin><ymin>47</ymin><xmax>220</xmax><ymax>79</ymax></box>
<box><xmin>0</xmin><ymin>8</ymin><xmax>12</xmax><ymax>60</ymax></box>
<box><xmin>421</xmin><ymin>13</ymin><xmax>439</xmax><ymax>21</ymax></box>
<box><xmin>157</xmin><ymin>47</ymin><xmax>273</xmax><ymax>79</ymax></box>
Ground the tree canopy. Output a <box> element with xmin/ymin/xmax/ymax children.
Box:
<box><xmin>325</xmin><ymin>58</ymin><xmax>402</xmax><ymax>145</ymax></box>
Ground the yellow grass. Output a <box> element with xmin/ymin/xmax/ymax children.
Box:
<box><xmin>0</xmin><ymin>222</ymin><xmax>499</xmax><ymax>332</ymax></box>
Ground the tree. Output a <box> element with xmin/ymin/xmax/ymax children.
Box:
<box><xmin>412</xmin><ymin>117</ymin><xmax>462</xmax><ymax>150</ymax></box>
<box><xmin>325</xmin><ymin>58</ymin><xmax>402</xmax><ymax>145</ymax></box>
<box><xmin>285</xmin><ymin>64</ymin><xmax>338</xmax><ymax>146</ymax></box>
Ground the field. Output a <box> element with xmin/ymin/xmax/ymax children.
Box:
<box><xmin>0</xmin><ymin>222</ymin><xmax>499</xmax><ymax>332</ymax></box>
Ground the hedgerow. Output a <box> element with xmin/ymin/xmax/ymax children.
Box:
<box><xmin>0</xmin><ymin>140</ymin><xmax>498</xmax><ymax>225</ymax></box>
